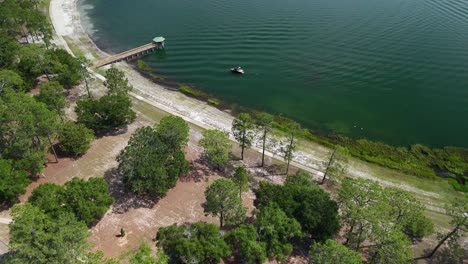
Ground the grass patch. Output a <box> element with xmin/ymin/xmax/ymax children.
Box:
<box><xmin>137</xmin><ymin>60</ymin><xmax>151</xmax><ymax>72</ymax></box>
<box><xmin>63</xmin><ymin>36</ymin><xmax>85</xmax><ymax>58</ymax></box>
<box><xmin>207</xmin><ymin>98</ymin><xmax>221</xmax><ymax>106</ymax></box>
<box><xmin>179</xmin><ymin>85</ymin><xmax>205</xmax><ymax>97</ymax></box>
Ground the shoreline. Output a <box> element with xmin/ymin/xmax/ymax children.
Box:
<box><xmin>48</xmin><ymin>0</ymin><xmax>462</xmax><ymax>214</ymax></box>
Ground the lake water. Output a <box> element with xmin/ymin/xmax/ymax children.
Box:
<box><xmin>80</xmin><ymin>0</ymin><xmax>468</xmax><ymax>147</ymax></box>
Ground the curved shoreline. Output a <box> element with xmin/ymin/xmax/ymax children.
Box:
<box><xmin>48</xmin><ymin>0</ymin><xmax>461</xmax><ymax>214</ymax></box>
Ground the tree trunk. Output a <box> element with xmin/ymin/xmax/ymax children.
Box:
<box><xmin>84</xmin><ymin>76</ymin><xmax>91</xmax><ymax>98</ymax></box>
<box><xmin>321</xmin><ymin>148</ymin><xmax>337</xmax><ymax>185</ymax></box>
<box><xmin>355</xmin><ymin>224</ymin><xmax>365</xmax><ymax>251</ymax></box>
<box><xmin>48</xmin><ymin>134</ymin><xmax>58</xmax><ymax>163</ymax></box>
<box><xmin>239</xmin><ymin>186</ymin><xmax>242</xmax><ymax>201</ymax></box>
<box><xmin>414</xmin><ymin>225</ymin><xmax>459</xmax><ymax>260</ymax></box>
<box><xmin>220</xmin><ymin>211</ymin><xmax>224</xmax><ymax>228</ymax></box>
<box><xmin>345</xmin><ymin>222</ymin><xmax>355</xmax><ymax>246</ymax></box>
<box><xmin>240</xmin><ymin>131</ymin><xmax>245</xmax><ymax>160</ymax></box>
<box><xmin>261</xmin><ymin>128</ymin><xmax>267</xmax><ymax>167</ymax></box>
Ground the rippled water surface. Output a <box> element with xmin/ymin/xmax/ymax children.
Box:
<box><xmin>81</xmin><ymin>0</ymin><xmax>468</xmax><ymax>147</ymax></box>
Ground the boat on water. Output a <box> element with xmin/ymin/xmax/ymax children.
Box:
<box><xmin>231</xmin><ymin>66</ymin><xmax>244</xmax><ymax>74</ymax></box>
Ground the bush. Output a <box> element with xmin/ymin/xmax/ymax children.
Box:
<box><xmin>448</xmin><ymin>178</ymin><xmax>468</xmax><ymax>193</ymax></box>
<box><xmin>179</xmin><ymin>85</ymin><xmax>204</xmax><ymax>97</ymax></box>
<box><xmin>59</xmin><ymin>121</ymin><xmax>95</xmax><ymax>156</ymax></box>
<box><xmin>208</xmin><ymin>98</ymin><xmax>221</xmax><ymax>106</ymax></box>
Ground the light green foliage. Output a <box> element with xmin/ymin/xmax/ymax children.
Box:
<box><xmin>204</xmin><ymin>178</ymin><xmax>247</xmax><ymax>227</ymax></box>
<box><xmin>338</xmin><ymin>177</ymin><xmax>387</xmax><ymax>250</ymax></box>
<box><xmin>254</xmin><ymin>203</ymin><xmax>302</xmax><ymax>261</ymax></box>
<box><xmin>255</xmin><ymin>170</ymin><xmax>340</xmax><ymax>241</ymax></box>
<box><xmin>255</xmin><ymin>112</ymin><xmax>274</xmax><ymax>167</ymax></box>
<box><xmin>35</xmin><ymin>81</ymin><xmax>66</xmax><ymax>114</ymax></box>
<box><xmin>309</xmin><ymin>239</ymin><xmax>362</xmax><ymax>264</ymax></box>
<box><xmin>129</xmin><ymin>243</ymin><xmax>169</xmax><ymax>264</ymax></box>
<box><xmin>8</xmin><ymin>204</ymin><xmax>90</xmax><ymax>264</ymax></box>
<box><xmin>0</xmin><ymin>70</ymin><xmax>25</xmax><ymax>93</ymax></box>
<box><xmin>76</xmin><ymin>94</ymin><xmax>136</xmax><ymax>131</ymax></box>
<box><xmin>58</xmin><ymin>121</ymin><xmax>95</xmax><ymax>156</ymax></box>
<box><xmin>156</xmin><ymin>222</ymin><xmax>231</xmax><ymax>264</ymax></box>
<box><xmin>28</xmin><ymin>177</ymin><xmax>114</xmax><ymax>226</ymax></box>
<box><xmin>321</xmin><ymin>146</ymin><xmax>349</xmax><ymax>185</ymax></box>
<box><xmin>233</xmin><ymin>166</ymin><xmax>249</xmax><ymax>199</ymax></box>
<box><xmin>0</xmin><ymin>159</ymin><xmax>30</xmax><ymax>204</ymax></box>
<box><xmin>0</xmin><ymin>90</ymin><xmax>59</xmax><ymax>174</ymax></box>
<box><xmin>155</xmin><ymin>115</ymin><xmax>190</xmax><ymax>151</ymax></box>
<box><xmin>105</xmin><ymin>66</ymin><xmax>133</xmax><ymax>95</ymax></box>
<box><xmin>383</xmin><ymin>187</ymin><xmax>434</xmax><ymax>239</ymax></box>
<box><xmin>225</xmin><ymin>224</ymin><xmax>267</xmax><ymax>264</ymax></box>
<box><xmin>179</xmin><ymin>85</ymin><xmax>204</xmax><ymax>97</ymax></box>
<box><xmin>86</xmin><ymin>251</ymin><xmax>120</xmax><ymax>264</ymax></box>
<box><xmin>117</xmin><ymin>126</ymin><xmax>189</xmax><ymax>196</ymax></box>
<box><xmin>367</xmin><ymin>228</ymin><xmax>412</xmax><ymax>264</ymax></box>
<box><xmin>198</xmin><ymin>129</ymin><xmax>232</xmax><ymax>170</ymax></box>
<box><xmin>232</xmin><ymin>113</ymin><xmax>254</xmax><ymax>160</ymax></box>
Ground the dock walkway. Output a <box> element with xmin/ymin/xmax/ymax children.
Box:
<box><xmin>93</xmin><ymin>42</ymin><xmax>159</xmax><ymax>68</ymax></box>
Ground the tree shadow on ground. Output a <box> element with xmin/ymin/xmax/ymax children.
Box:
<box><xmin>104</xmin><ymin>168</ymin><xmax>159</xmax><ymax>214</ymax></box>
<box><xmin>180</xmin><ymin>158</ymin><xmax>211</xmax><ymax>183</ymax></box>
<box><xmin>422</xmin><ymin>246</ymin><xmax>467</xmax><ymax>264</ymax></box>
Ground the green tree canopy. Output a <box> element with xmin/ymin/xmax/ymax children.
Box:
<box><xmin>0</xmin><ymin>90</ymin><xmax>59</xmax><ymax>174</ymax></box>
<box><xmin>104</xmin><ymin>66</ymin><xmax>133</xmax><ymax>95</ymax></box>
<box><xmin>383</xmin><ymin>187</ymin><xmax>434</xmax><ymax>239</ymax></box>
<box><xmin>0</xmin><ymin>159</ymin><xmax>30</xmax><ymax>204</ymax></box>
<box><xmin>255</xmin><ymin>171</ymin><xmax>340</xmax><ymax>241</ymax></box>
<box><xmin>8</xmin><ymin>204</ymin><xmax>90</xmax><ymax>264</ymax></box>
<box><xmin>254</xmin><ymin>203</ymin><xmax>302</xmax><ymax>261</ymax></box>
<box><xmin>63</xmin><ymin>177</ymin><xmax>114</xmax><ymax>226</ymax></box>
<box><xmin>232</xmin><ymin>166</ymin><xmax>249</xmax><ymax>200</ymax></box>
<box><xmin>34</xmin><ymin>81</ymin><xmax>66</xmax><ymax>115</ymax></box>
<box><xmin>204</xmin><ymin>178</ymin><xmax>247</xmax><ymax>227</ymax></box>
<box><xmin>198</xmin><ymin>129</ymin><xmax>232</xmax><ymax>170</ymax></box>
<box><xmin>309</xmin><ymin>239</ymin><xmax>362</xmax><ymax>264</ymax></box>
<box><xmin>155</xmin><ymin>115</ymin><xmax>190</xmax><ymax>152</ymax></box>
<box><xmin>0</xmin><ymin>70</ymin><xmax>25</xmax><ymax>93</ymax></box>
<box><xmin>117</xmin><ymin>126</ymin><xmax>189</xmax><ymax>196</ymax></box>
<box><xmin>76</xmin><ymin>94</ymin><xmax>136</xmax><ymax>132</ymax></box>
<box><xmin>28</xmin><ymin>182</ymin><xmax>67</xmax><ymax>218</ymax></box>
<box><xmin>128</xmin><ymin>243</ymin><xmax>169</xmax><ymax>264</ymax></box>
<box><xmin>156</xmin><ymin>222</ymin><xmax>231</xmax><ymax>264</ymax></box>
<box><xmin>44</xmin><ymin>48</ymin><xmax>83</xmax><ymax>89</ymax></box>
<box><xmin>225</xmin><ymin>224</ymin><xmax>267</xmax><ymax>264</ymax></box>
<box><xmin>58</xmin><ymin>121</ymin><xmax>95</xmax><ymax>156</ymax></box>
<box><xmin>232</xmin><ymin>113</ymin><xmax>254</xmax><ymax>160</ymax></box>
<box><xmin>28</xmin><ymin>177</ymin><xmax>114</xmax><ymax>226</ymax></box>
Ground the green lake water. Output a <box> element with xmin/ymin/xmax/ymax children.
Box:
<box><xmin>80</xmin><ymin>0</ymin><xmax>468</xmax><ymax>147</ymax></box>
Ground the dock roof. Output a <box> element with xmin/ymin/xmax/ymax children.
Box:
<box><xmin>153</xmin><ymin>36</ymin><xmax>165</xmax><ymax>43</ymax></box>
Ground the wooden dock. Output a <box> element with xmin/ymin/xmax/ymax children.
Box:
<box><xmin>93</xmin><ymin>37</ymin><xmax>165</xmax><ymax>68</ymax></box>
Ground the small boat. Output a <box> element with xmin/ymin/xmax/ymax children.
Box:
<box><xmin>230</xmin><ymin>66</ymin><xmax>244</xmax><ymax>74</ymax></box>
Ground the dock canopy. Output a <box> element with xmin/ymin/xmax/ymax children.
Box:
<box><xmin>153</xmin><ymin>36</ymin><xmax>165</xmax><ymax>43</ymax></box>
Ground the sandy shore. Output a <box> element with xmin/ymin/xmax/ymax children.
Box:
<box><xmin>48</xmin><ymin>0</ymin><xmax>450</xmax><ymax>214</ymax></box>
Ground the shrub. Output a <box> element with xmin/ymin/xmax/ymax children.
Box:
<box><xmin>59</xmin><ymin>121</ymin><xmax>95</xmax><ymax>156</ymax></box>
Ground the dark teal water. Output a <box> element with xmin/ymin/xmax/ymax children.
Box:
<box><xmin>80</xmin><ymin>0</ymin><xmax>468</xmax><ymax>147</ymax></box>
